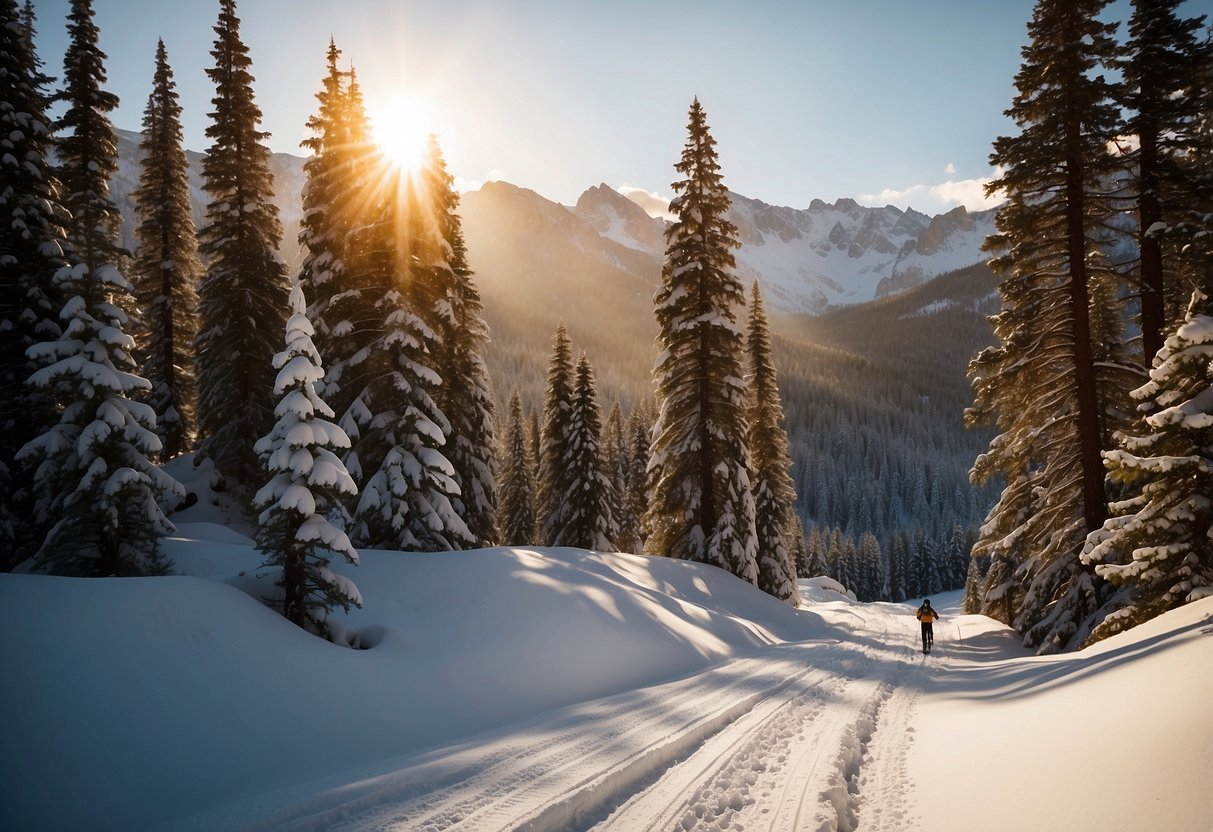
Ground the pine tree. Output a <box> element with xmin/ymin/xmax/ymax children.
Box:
<box><xmin>888</xmin><ymin>531</ymin><xmax>909</xmax><ymax>603</ymax></box>
<box><xmin>195</xmin><ymin>0</ymin><xmax>290</xmax><ymax>493</ymax></box>
<box><xmin>963</xmin><ymin>557</ymin><xmax>984</xmax><ymax>614</ymax></box>
<box><xmin>804</xmin><ymin>524</ymin><xmax>828</xmax><ymax>579</ymax></box>
<box><xmin>1082</xmin><ymin>289</ymin><xmax>1213</xmax><ymax>642</ymax></box>
<box><xmin>343</xmin><ymin>158</ymin><xmax>472</xmax><ymax>552</ymax></box>
<box><xmin>537</xmin><ymin>321</ymin><xmax>575</xmax><ymax>545</ymax></box>
<box><xmin>1121</xmin><ymin>0</ymin><xmax>1211</xmax><ymax>362</ymax></box>
<box><xmin>19</xmin><ymin>0</ymin><xmax>182</xmax><ymax>576</ymax></box>
<box><xmin>1087</xmin><ymin>269</ymin><xmax>1137</xmax><ymax>449</ymax></box>
<box><xmin>980</xmin><ymin>547</ymin><xmax>1021</xmax><ymax>626</ymax></box>
<box><xmin>948</xmin><ymin>524</ymin><xmax>974</xmax><ymax>589</ymax></box>
<box><xmin>253</xmin><ymin>283</ymin><xmax>360</xmax><ymax>636</ymax></box>
<box><xmin>0</xmin><ymin>0</ymin><xmax>66</xmax><ymax>567</ymax></box>
<box><xmin>421</xmin><ymin>137</ymin><xmax>497</xmax><ymax>547</ymax></box>
<box><xmin>626</xmin><ymin>404</ymin><xmax>651</xmax><ymax>553</ymax></box>
<box><xmin>131</xmin><ymin>39</ymin><xmax>199</xmax><ymax>461</ymax></box>
<box><xmin>496</xmin><ymin>390</ymin><xmax>536</xmax><ymax>546</ymax></box>
<box><xmin>557</xmin><ymin>353</ymin><xmax>614</xmax><ymax>550</ymax></box>
<box><xmin>297</xmin><ymin>41</ymin><xmax>375</xmax><ymax>425</ymax></box>
<box><xmin>605</xmin><ymin>402</ymin><xmax>638</xmax><ymax>553</ymax></box>
<box><xmin>787</xmin><ymin>512</ymin><xmax>807</xmax><ymax>580</ymax></box>
<box><xmin>1160</xmin><ymin>22</ymin><xmax>1213</xmax><ymax>334</ymax></box>
<box><xmin>646</xmin><ymin>98</ymin><xmax>756</xmax><ymax>585</ymax></box>
<box><xmin>746</xmin><ymin>281</ymin><xmax>798</xmax><ymax>603</ymax></box>
<box><xmin>528</xmin><ymin>408</ymin><xmax>542</xmax><ymax>494</ymax></box>
<box><xmin>839</xmin><ymin>534</ymin><xmax>859</xmax><ymax>595</ymax></box>
<box><xmin>968</xmin><ymin>0</ymin><xmax>1122</xmax><ymax>652</ymax></box>
<box><xmin>858</xmin><ymin>532</ymin><xmax>885</xmax><ymax>601</ymax></box>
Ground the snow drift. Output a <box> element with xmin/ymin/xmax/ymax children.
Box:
<box><xmin>2</xmin><ymin>520</ymin><xmax>1210</xmax><ymax>831</ymax></box>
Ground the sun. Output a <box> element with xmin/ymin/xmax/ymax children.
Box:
<box><xmin>368</xmin><ymin>93</ymin><xmax>432</xmax><ymax>173</ymax></box>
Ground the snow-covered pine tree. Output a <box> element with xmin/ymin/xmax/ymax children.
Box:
<box><xmin>963</xmin><ymin>556</ymin><xmax>984</xmax><ymax>614</ymax></box>
<box><xmin>528</xmin><ymin>408</ymin><xmax>542</xmax><ymax>490</ymax></box>
<box><xmin>604</xmin><ymin>402</ymin><xmax>637</xmax><ymax>552</ymax></box>
<box><xmin>537</xmin><ymin>321</ymin><xmax>575</xmax><ymax>545</ymax></box>
<box><xmin>19</xmin><ymin>0</ymin><xmax>182</xmax><ymax>576</ymax></box>
<box><xmin>804</xmin><ymin>524</ymin><xmax>828</xmax><ymax>579</ymax></box>
<box><xmin>917</xmin><ymin>530</ymin><xmax>937</xmax><ymax>599</ymax></box>
<box><xmin>947</xmin><ymin>523</ymin><xmax>974</xmax><ymax>589</ymax></box>
<box><xmin>421</xmin><ymin>136</ymin><xmax>497</xmax><ymax>547</ymax></box>
<box><xmin>787</xmin><ymin>512</ymin><xmax>807</xmax><ymax>580</ymax></box>
<box><xmin>131</xmin><ymin>39</ymin><xmax>199</xmax><ymax>461</ymax></box>
<box><xmin>646</xmin><ymin>98</ymin><xmax>757</xmax><ymax>585</ymax></box>
<box><xmin>0</xmin><ymin>0</ymin><xmax>66</xmax><ymax>568</ymax></box>
<box><xmin>297</xmin><ymin>41</ymin><xmax>375</xmax><ymax>425</ymax></box>
<box><xmin>888</xmin><ymin>531</ymin><xmax>909</xmax><ymax>603</ymax></box>
<box><xmin>824</xmin><ymin>527</ymin><xmax>842</xmax><ymax>585</ymax></box>
<box><xmin>967</xmin><ymin>0</ymin><xmax>1123</xmax><ymax>652</ymax></box>
<box><xmin>194</xmin><ymin>0</ymin><xmax>290</xmax><ymax>494</ymax></box>
<box><xmin>343</xmin><ymin>160</ymin><xmax>471</xmax><ymax>553</ymax></box>
<box><xmin>839</xmin><ymin>533</ymin><xmax>859</xmax><ymax>595</ymax></box>
<box><xmin>980</xmin><ymin>546</ymin><xmax>1021</xmax><ymax>626</ymax></box>
<box><xmin>1082</xmin><ymin>287</ymin><xmax>1213</xmax><ymax>643</ymax></box>
<box><xmin>1087</xmin><ymin>269</ymin><xmax>1138</xmax><ymax>449</ymax></box>
<box><xmin>858</xmin><ymin>532</ymin><xmax>885</xmax><ymax>602</ymax></box>
<box><xmin>1120</xmin><ymin>0</ymin><xmax>1211</xmax><ymax>361</ymax></box>
<box><xmin>626</xmin><ymin>404</ymin><xmax>651</xmax><ymax>554</ymax></box>
<box><xmin>557</xmin><ymin>352</ymin><xmax>614</xmax><ymax>550</ymax></box>
<box><xmin>496</xmin><ymin>390</ymin><xmax>536</xmax><ymax>546</ymax></box>
<box><xmin>253</xmin><ymin>283</ymin><xmax>360</xmax><ymax>637</ymax></box>
<box><xmin>746</xmin><ymin>281</ymin><xmax>798</xmax><ymax>604</ymax></box>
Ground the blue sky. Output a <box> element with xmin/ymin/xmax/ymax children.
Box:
<box><xmin>28</xmin><ymin>0</ymin><xmax>1196</xmax><ymax>214</ymax></box>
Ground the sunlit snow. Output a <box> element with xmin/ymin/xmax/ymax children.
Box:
<box><xmin>1</xmin><ymin>464</ymin><xmax>1210</xmax><ymax>832</ymax></box>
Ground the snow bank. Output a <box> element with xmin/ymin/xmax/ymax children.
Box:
<box><xmin>0</xmin><ymin>536</ymin><xmax>825</xmax><ymax>831</ymax></box>
<box><xmin>3</xmin><ymin>512</ymin><xmax>1210</xmax><ymax>832</ymax></box>
<box><xmin>911</xmin><ymin>594</ymin><xmax>1213</xmax><ymax>832</ymax></box>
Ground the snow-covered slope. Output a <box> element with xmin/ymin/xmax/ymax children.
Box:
<box><xmin>2</xmin><ymin>505</ymin><xmax>1210</xmax><ymax>831</ymax></box>
<box><xmin>574</xmin><ymin>182</ymin><xmax>667</xmax><ymax>254</ymax></box>
<box><xmin>570</xmin><ymin>186</ymin><xmax>997</xmax><ymax>313</ymax></box>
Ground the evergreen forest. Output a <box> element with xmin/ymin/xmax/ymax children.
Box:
<box><xmin>1</xmin><ymin>0</ymin><xmax>1210</xmax><ymax>654</ymax></box>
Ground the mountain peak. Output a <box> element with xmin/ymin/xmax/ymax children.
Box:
<box><xmin>572</xmin><ymin>183</ymin><xmax>666</xmax><ymax>253</ymax></box>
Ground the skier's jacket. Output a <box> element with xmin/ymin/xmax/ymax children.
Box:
<box><xmin>915</xmin><ymin>606</ymin><xmax>938</xmax><ymax>623</ymax></box>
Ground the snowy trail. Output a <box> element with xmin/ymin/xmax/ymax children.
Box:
<box><xmin>172</xmin><ymin>600</ymin><xmax>931</xmax><ymax>832</ymax></box>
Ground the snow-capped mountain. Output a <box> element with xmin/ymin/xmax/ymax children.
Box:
<box><xmin>107</xmin><ymin>131</ymin><xmax>994</xmax><ymax>313</ymax></box>
<box><xmin>573</xmin><ymin>183</ymin><xmax>667</xmax><ymax>254</ymax></box>
<box><xmin>570</xmin><ymin>185</ymin><xmax>997</xmax><ymax>313</ymax></box>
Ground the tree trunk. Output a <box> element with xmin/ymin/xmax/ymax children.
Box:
<box><xmin>1064</xmin><ymin>123</ymin><xmax>1108</xmax><ymax>533</ymax></box>
<box><xmin>697</xmin><ymin>273</ymin><xmax>716</xmax><ymax>560</ymax></box>
<box><xmin>1138</xmin><ymin>119</ymin><xmax>1166</xmax><ymax>363</ymax></box>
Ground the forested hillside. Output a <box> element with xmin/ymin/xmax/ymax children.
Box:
<box><xmin>776</xmin><ymin>264</ymin><xmax>1001</xmax><ymax>560</ymax></box>
<box><xmin>478</xmin><ymin>251</ymin><xmax>1002</xmax><ymax>592</ymax></box>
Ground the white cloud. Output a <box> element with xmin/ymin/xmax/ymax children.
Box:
<box><xmin>617</xmin><ymin>183</ymin><xmax>676</xmax><ymax>221</ymax></box>
<box><xmin>944</xmin><ymin>162</ymin><xmax>957</xmax><ymax>175</ymax></box>
<box><xmin>860</xmin><ymin>171</ymin><xmax>1004</xmax><ymax>214</ymax></box>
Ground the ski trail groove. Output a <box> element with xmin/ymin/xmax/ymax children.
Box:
<box><xmin>853</xmin><ymin>676</ymin><xmax>922</xmax><ymax>832</ymax></box>
<box><xmin>240</xmin><ymin>605</ymin><xmax>928</xmax><ymax>832</ymax></box>
<box><xmin>584</xmin><ymin>669</ymin><xmax>845</xmax><ymax>832</ymax></box>
<box><xmin>815</xmin><ymin>680</ymin><xmax>894</xmax><ymax>832</ymax></box>
<box><xmin>310</xmin><ymin>652</ymin><xmax>823</xmax><ymax>832</ymax></box>
<box><xmin>513</xmin><ymin>664</ymin><xmax>828</xmax><ymax>832</ymax></box>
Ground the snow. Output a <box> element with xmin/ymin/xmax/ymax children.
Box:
<box><xmin>912</xmin><ymin>600</ymin><xmax>1213</xmax><ymax>832</ymax></box>
<box><xmin>1</xmin><ymin>481</ymin><xmax>1211</xmax><ymax>831</ymax></box>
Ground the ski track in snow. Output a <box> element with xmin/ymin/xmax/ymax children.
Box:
<box><xmin>178</xmin><ymin>604</ymin><xmax>934</xmax><ymax>832</ymax></box>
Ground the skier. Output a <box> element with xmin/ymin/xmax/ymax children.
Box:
<box><xmin>915</xmin><ymin>599</ymin><xmax>938</xmax><ymax>654</ymax></box>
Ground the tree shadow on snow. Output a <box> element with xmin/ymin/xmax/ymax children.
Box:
<box><xmin>933</xmin><ymin>615</ymin><xmax>1211</xmax><ymax>702</ymax></box>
